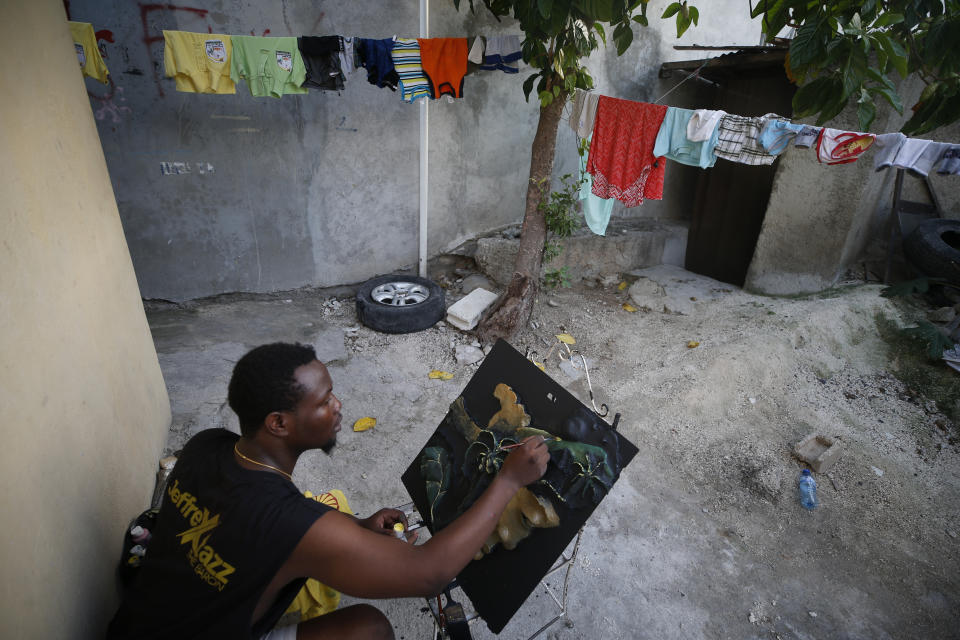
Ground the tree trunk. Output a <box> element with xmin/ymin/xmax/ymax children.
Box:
<box><xmin>478</xmin><ymin>95</ymin><xmax>567</xmax><ymax>344</ymax></box>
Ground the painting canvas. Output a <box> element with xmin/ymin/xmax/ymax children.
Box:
<box><xmin>401</xmin><ymin>339</ymin><xmax>638</xmax><ymax>633</ymax></box>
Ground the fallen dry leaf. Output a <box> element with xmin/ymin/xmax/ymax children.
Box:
<box><xmin>687</xmin><ymin>340</ymin><xmax>700</xmax><ymax>348</ymax></box>
<box><xmin>428</xmin><ymin>370</ymin><xmax>454</xmax><ymax>380</ymax></box>
<box><xmin>556</xmin><ymin>333</ymin><xmax>576</xmax><ymax>345</ymax></box>
<box><xmin>533</xmin><ymin>360</ymin><xmax>545</xmax><ymax>371</ymax></box>
<box><xmin>622</xmin><ymin>303</ymin><xmax>638</xmax><ymax>312</ymax></box>
<box><xmin>618</xmin><ymin>281</ymin><xmax>628</xmax><ymax>291</ymax></box>
<box><xmin>353</xmin><ymin>417</ymin><xmax>377</xmax><ymax>432</ymax></box>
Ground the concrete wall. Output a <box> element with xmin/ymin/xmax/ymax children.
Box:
<box><xmin>746</xmin><ymin>74</ymin><xmax>960</xmax><ymax>295</ymax></box>
<box><xmin>69</xmin><ymin>0</ymin><xmax>762</xmax><ymax>301</ymax></box>
<box><xmin>0</xmin><ymin>2</ymin><xmax>171</xmax><ymax>638</ymax></box>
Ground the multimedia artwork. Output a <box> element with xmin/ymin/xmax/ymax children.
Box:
<box><xmin>402</xmin><ymin>339</ymin><xmax>638</xmax><ymax>633</ymax></box>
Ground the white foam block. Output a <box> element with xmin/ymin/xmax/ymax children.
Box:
<box><xmin>446</xmin><ymin>287</ymin><xmax>499</xmax><ymax>331</ymax></box>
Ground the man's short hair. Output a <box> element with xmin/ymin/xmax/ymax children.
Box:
<box><xmin>228</xmin><ymin>342</ymin><xmax>318</xmax><ymax>437</ymax></box>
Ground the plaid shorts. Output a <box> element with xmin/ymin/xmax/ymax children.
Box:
<box><xmin>714</xmin><ymin>113</ymin><xmax>789</xmax><ymax>165</ymax></box>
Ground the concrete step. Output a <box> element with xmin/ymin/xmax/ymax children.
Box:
<box><xmin>474</xmin><ymin>219</ymin><xmax>688</xmax><ymax>286</ymax></box>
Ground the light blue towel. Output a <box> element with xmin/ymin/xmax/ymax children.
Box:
<box><xmin>652</xmin><ymin>107</ymin><xmax>719</xmax><ymax>169</ymax></box>
<box><xmin>580</xmin><ymin>139</ymin><xmax>614</xmax><ymax>236</ymax></box>
<box><xmin>758</xmin><ymin>120</ymin><xmax>805</xmax><ymax>155</ymax></box>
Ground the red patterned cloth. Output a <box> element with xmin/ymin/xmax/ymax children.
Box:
<box><xmin>586</xmin><ymin>97</ymin><xmax>667</xmax><ymax>207</ymax></box>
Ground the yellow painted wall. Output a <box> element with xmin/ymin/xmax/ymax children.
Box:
<box><xmin>0</xmin><ymin>1</ymin><xmax>171</xmax><ymax>637</ymax></box>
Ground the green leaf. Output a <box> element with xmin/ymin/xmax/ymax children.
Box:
<box><xmin>593</xmin><ymin>21</ymin><xmax>606</xmax><ymax>45</ymax></box>
<box><xmin>789</xmin><ymin>18</ymin><xmax>825</xmax><ymax>67</ymax></box>
<box><xmin>792</xmin><ymin>76</ymin><xmax>839</xmax><ymax>117</ymax></box>
<box><xmin>857</xmin><ymin>96</ymin><xmax>877</xmax><ymax>131</ymax></box>
<box><xmin>632</xmin><ymin>14</ymin><xmax>648</xmax><ymax>26</ymax></box>
<box><xmin>613</xmin><ymin>21</ymin><xmax>633</xmax><ymax>55</ymax></box>
<box><xmin>539</xmin><ymin>90</ymin><xmax>554</xmax><ymax>107</ymax></box>
<box><xmin>539</xmin><ymin>0</ymin><xmax>554</xmax><ymax>19</ymax></box>
<box><xmin>873</xmin><ymin>12</ymin><xmax>904</xmax><ymax>27</ymax></box>
<box><xmin>661</xmin><ymin>2</ymin><xmax>681</xmax><ymax>19</ymax></box>
<box><xmin>875</xmin><ymin>32</ymin><xmax>908</xmax><ymax>77</ymax></box>
<box><xmin>676</xmin><ymin>12</ymin><xmax>692</xmax><ymax>38</ymax></box>
<box><xmin>523</xmin><ymin>73</ymin><xmax>539</xmax><ymax>102</ymax></box>
<box><xmin>688</xmin><ymin>5</ymin><xmax>698</xmax><ymax>26</ymax></box>
<box><xmin>868</xmin><ymin>85</ymin><xmax>904</xmax><ymax>114</ymax></box>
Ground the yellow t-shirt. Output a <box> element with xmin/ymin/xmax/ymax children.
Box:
<box><xmin>163</xmin><ymin>30</ymin><xmax>236</xmax><ymax>94</ymax></box>
<box><xmin>68</xmin><ymin>21</ymin><xmax>109</xmax><ymax>84</ymax></box>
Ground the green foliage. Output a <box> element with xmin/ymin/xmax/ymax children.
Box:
<box><xmin>452</xmin><ymin>0</ymin><xmax>674</xmax><ymax>107</ymax></box>
<box><xmin>902</xmin><ymin>321</ymin><xmax>955</xmax><ymax>360</ymax></box>
<box><xmin>544</xmin><ymin>266</ymin><xmax>572</xmax><ymax>288</ymax></box>
<box><xmin>543</xmin><ymin>240</ymin><xmax>562</xmax><ymax>263</ymax></box>
<box><xmin>753</xmin><ymin>0</ymin><xmax>960</xmax><ymax>134</ymax></box>
<box><xmin>540</xmin><ymin>173</ymin><xmax>582</xmax><ymax>238</ymax></box>
<box><xmin>661</xmin><ymin>1</ymin><xmax>698</xmax><ymax>38</ymax></box>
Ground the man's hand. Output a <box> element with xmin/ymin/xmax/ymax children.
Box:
<box><xmin>358</xmin><ymin>508</ymin><xmax>418</xmax><ymax>543</ymax></box>
<box><xmin>499</xmin><ymin>435</ymin><xmax>550</xmax><ymax>490</ymax></box>
<box><xmin>358</xmin><ymin>508</ymin><xmax>406</xmax><ymax>534</ymax></box>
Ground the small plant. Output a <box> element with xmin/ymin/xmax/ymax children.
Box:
<box><xmin>544</xmin><ymin>266</ymin><xmax>572</xmax><ymax>289</ymax></box>
<box><xmin>538</xmin><ymin>172</ymin><xmax>584</xmax><ymax>288</ymax></box>
<box><xmin>902</xmin><ymin>321</ymin><xmax>955</xmax><ymax>360</ymax></box>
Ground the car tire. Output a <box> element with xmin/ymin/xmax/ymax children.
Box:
<box><xmin>903</xmin><ymin>218</ymin><xmax>960</xmax><ymax>284</ymax></box>
<box><xmin>356</xmin><ymin>275</ymin><xmax>446</xmax><ymax>334</ymax></box>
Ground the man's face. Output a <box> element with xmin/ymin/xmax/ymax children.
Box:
<box><xmin>288</xmin><ymin>360</ymin><xmax>342</xmax><ymax>453</ymax></box>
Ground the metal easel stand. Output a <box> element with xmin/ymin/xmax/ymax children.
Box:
<box><xmin>426</xmin><ymin>527</ymin><xmax>586</xmax><ymax>640</ymax></box>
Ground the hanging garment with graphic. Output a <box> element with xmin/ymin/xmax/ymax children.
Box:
<box><xmin>418</xmin><ymin>38</ymin><xmax>468</xmax><ymax>99</ymax></box>
<box><xmin>653</xmin><ymin>106</ymin><xmax>720</xmax><ymax>168</ymax></box>
<box><xmin>391</xmin><ymin>38</ymin><xmax>432</xmax><ymax>103</ymax></box>
<box><xmin>297</xmin><ymin>36</ymin><xmax>344</xmax><ymax>92</ymax></box>
<box><xmin>356</xmin><ymin>38</ymin><xmax>399</xmax><ymax>90</ymax></box>
<box><xmin>230</xmin><ymin>36</ymin><xmax>308</xmax><ymax>98</ymax></box>
<box><xmin>163</xmin><ymin>30</ymin><xmax>235</xmax><ymax>94</ymax></box>
<box><xmin>586</xmin><ymin>97</ymin><xmax>667</xmax><ymax>207</ymax></box>
<box><xmin>713</xmin><ymin>114</ymin><xmax>789</xmax><ymax>165</ymax></box>
<box><xmin>792</xmin><ymin>125</ymin><xmax>822</xmax><ymax>148</ymax></box>
<box><xmin>816</xmin><ymin>128</ymin><xmax>876</xmax><ymax>165</ymax></box>
<box><xmin>68</xmin><ymin>21</ymin><xmax>109</xmax><ymax>83</ymax></box>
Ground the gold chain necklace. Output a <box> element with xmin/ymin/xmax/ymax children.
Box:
<box><xmin>233</xmin><ymin>442</ymin><xmax>292</xmax><ymax>481</ymax></box>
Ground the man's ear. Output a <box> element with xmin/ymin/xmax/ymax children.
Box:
<box><xmin>264</xmin><ymin>411</ymin><xmax>289</xmax><ymax>437</ymax></box>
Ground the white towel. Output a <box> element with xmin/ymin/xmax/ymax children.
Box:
<box><xmin>686</xmin><ymin>109</ymin><xmax>726</xmax><ymax>142</ymax></box>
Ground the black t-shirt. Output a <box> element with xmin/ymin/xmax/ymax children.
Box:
<box><xmin>106</xmin><ymin>429</ymin><xmax>333</xmax><ymax>639</ymax></box>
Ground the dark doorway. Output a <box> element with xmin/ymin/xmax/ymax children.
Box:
<box><xmin>665</xmin><ymin>52</ymin><xmax>796</xmax><ymax>286</ymax></box>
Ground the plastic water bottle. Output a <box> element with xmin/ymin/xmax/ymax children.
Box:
<box><xmin>798</xmin><ymin>469</ymin><xmax>818</xmax><ymax>510</ymax></box>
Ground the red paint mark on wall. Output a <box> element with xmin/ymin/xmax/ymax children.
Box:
<box><xmin>249</xmin><ymin>28</ymin><xmax>271</xmax><ymax>36</ymax></box>
<box><xmin>95</xmin><ymin>29</ymin><xmax>114</xmax><ymax>58</ymax></box>
<box><xmin>139</xmin><ymin>3</ymin><xmax>210</xmax><ymax>97</ymax></box>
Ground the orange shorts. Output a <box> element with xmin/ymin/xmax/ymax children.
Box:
<box><xmin>417</xmin><ymin>38</ymin><xmax>468</xmax><ymax>99</ymax></box>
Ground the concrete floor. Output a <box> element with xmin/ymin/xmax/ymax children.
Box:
<box><xmin>146</xmin><ymin>269</ymin><xmax>960</xmax><ymax>640</ymax></box>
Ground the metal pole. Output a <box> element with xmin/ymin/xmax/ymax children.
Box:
<box><xmin>418</xmin><ymin>0</ymin><xmax>429</xmax><ymax>277</ymax></box>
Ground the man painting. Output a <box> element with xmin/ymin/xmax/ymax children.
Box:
<box><xmin>106</xmin><ymin>342</ymin><xmax>549</xmax><ymax>639</ymax></box>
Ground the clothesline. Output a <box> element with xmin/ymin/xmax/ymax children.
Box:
<box><xmin>70</xmin><ymin>22</ymin><xmax>523</xmax><ymax>103</ymax></box>
<box><xmin>569</xmin><ymin>88</ymin><xmax>958</xmax><ymax>236</ymax></box>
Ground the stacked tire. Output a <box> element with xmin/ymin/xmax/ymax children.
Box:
<box><xmin>903</xmin><ymin>219</ymin><xmax>960</xmax><ymax>284</ymax></box>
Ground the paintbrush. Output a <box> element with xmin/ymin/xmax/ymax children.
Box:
<box><xmin>497</xmin><ymin>437</ymin><xmax>561</xmax><ymax>452</ymax></box>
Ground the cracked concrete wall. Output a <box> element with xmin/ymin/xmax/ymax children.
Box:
<box><xmin>0</xmin><ymin>1</ymin><xmax>171</xmax><ymax>637</ymax></box>
<box><xmin>746</xmin><ymin>74</ymin><xmax>960</xmax><ymax>295</ymax></box>
<box><xmin>69</xmin><ymin>0</ymin><xmax>762</xmax><ymax>301</ymax></box>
